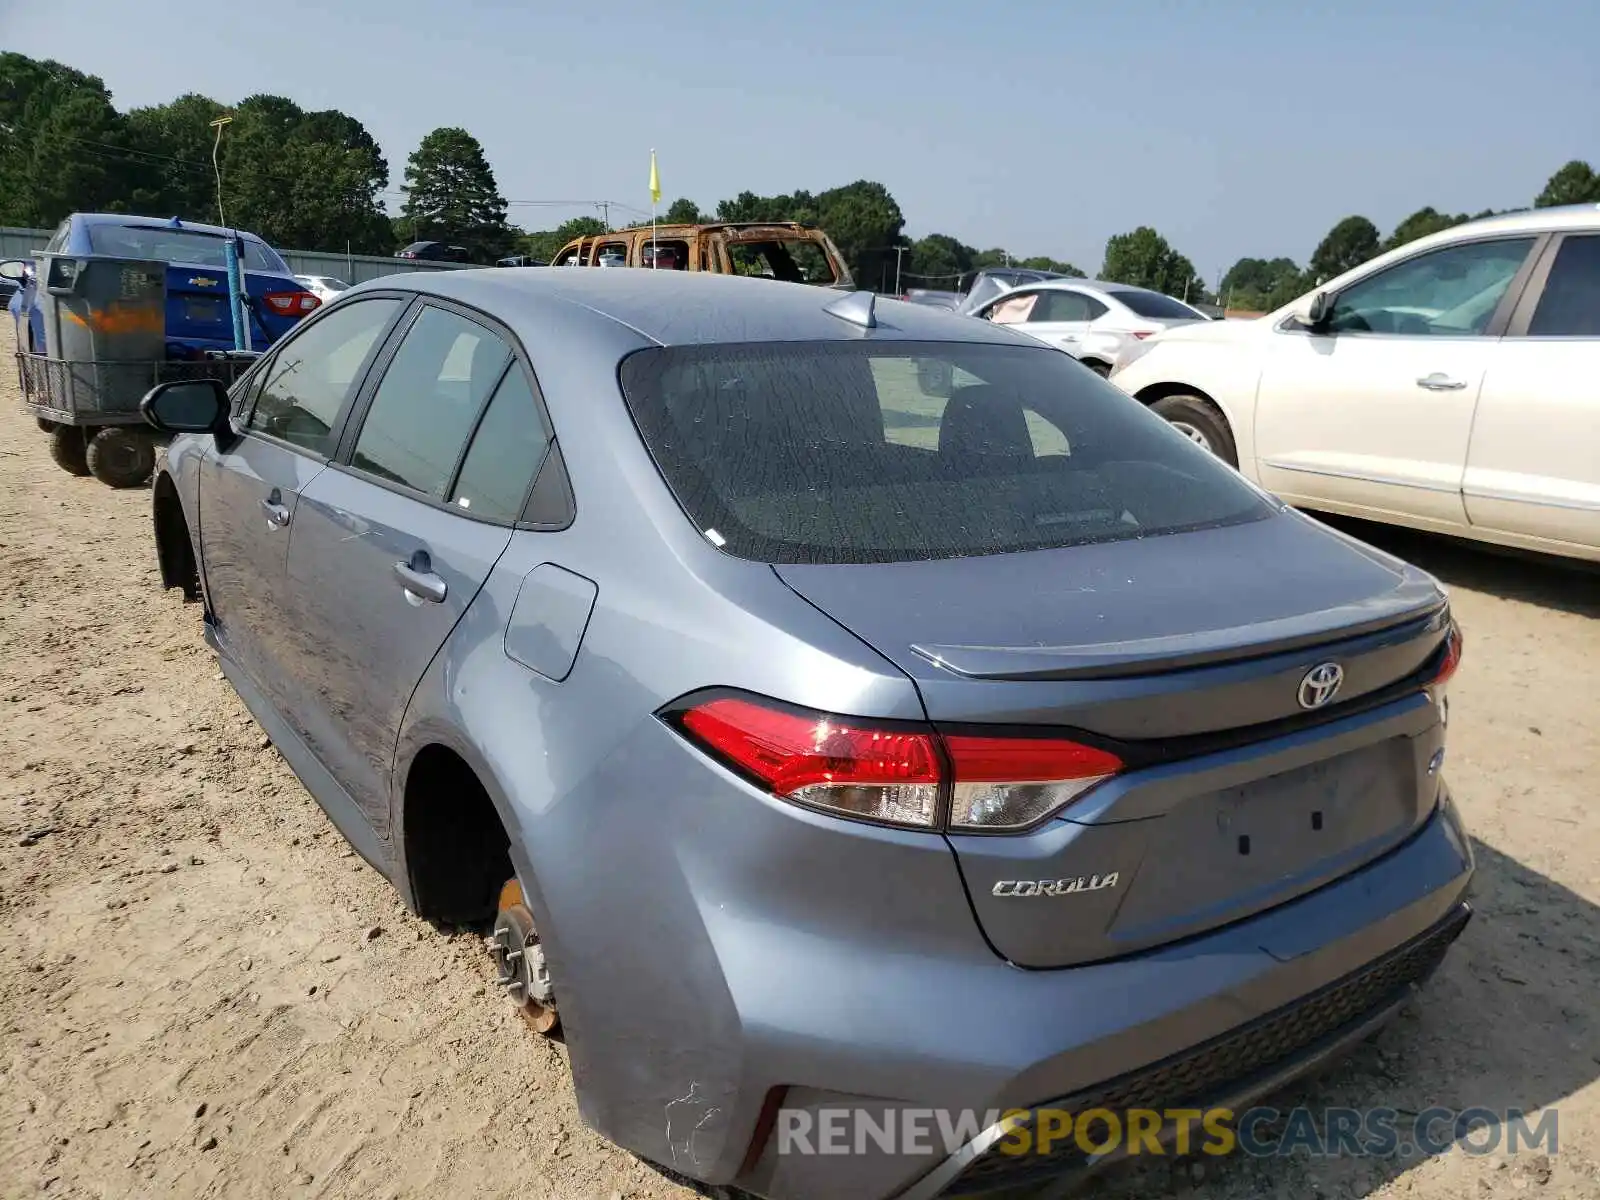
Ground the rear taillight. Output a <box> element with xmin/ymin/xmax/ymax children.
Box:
<box><xmin>945</xmin><ymin>734</ymin><xmax>1123</xmax><ymax>831</ymax></box>
<box><xmin>1432</xmin><ymin>621</ymin><xmax>1463</xmax><ymax>687</ymax></box>
<box><xmin>679</xmin><ymin>697</ymin><xmax>941</xmax><ymax>827</ymax></box>
<box><xmin>263</xmin><ymin>291</ymin><xmax>321</xmax><ymax>317</ymax></box>
<box><xmin>1129</xmin><ymin>329</ymin><xmax>1159</xmax><ymax>340</ymax></box>
<box><xmin>672</xmin><ymin>695</ymin><xmax>1123</xmax><ymax>832</ymax></box>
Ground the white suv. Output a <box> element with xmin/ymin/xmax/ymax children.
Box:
<box><xmin>1111</xmin><ymin>205</ymin><xmax>1600</xmax><ymax>562</ymax></box>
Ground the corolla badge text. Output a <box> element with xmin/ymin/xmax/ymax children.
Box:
<box><xmin>992</xmin><ymin>874</ymin><xmax>1119</xmax><ymax>898</ymax></box>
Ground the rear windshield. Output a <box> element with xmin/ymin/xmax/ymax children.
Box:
<box><xmin>1108</xmin><ymin>289</ymin><xmax>1205</xmax><ymax>320</ymax></box>
<box><xmin>617</xmin><ymin>340</ymin><xmax>1271</xmax><ymax>564</ymax></box>
<box><xmin>86</xmin><ymin>224</ymin><xmax>288</xmax><ymax>274</ymax></box>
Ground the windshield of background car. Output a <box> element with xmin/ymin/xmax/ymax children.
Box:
<box><xmin>617</xmin><ymin>340</ymin><xmax>1272</xmax><ymax>565</ymax></box>
<box><xmin>1110</xmin><ymin>289</ymin><xmax>1206</xmax><ymax>320</ymax></box>
<box><xmin>86</xmin><ymin>224</ymin><xmax>289</xmax><ymax>274</ymax></box>
<box><xmin>728</xmin><ymin>238</ymin><xmax>839</xmax><ymax>284</ymax></box>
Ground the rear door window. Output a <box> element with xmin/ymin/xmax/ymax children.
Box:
<box><xmin>986</xmin><ymin>293</ymin><xmax>1039</xmax><ymax>324</ymax></box>
<box><xmin>449</xmin><ymin>366</ymin><xmax>552</xmax><ymax>521</ymax></box>
<box><xmin>618</xmin><ymin>340</ymin><xmax>1270</xmax><ymax>564</ymax></box>
<box><xmin>248</xmin><ymin>297</ymin><xmax>403</xmax><ymax>456</ymax></box>
<box><xmin>1527</xmin><ymin>234</ymin><xmax>1600</xmax><ymax>337</ymax></box>
<box><xmin>1032</xmin><ymin>291</ymin><xmax>1099</xmax><ymax>322</ymax></box>
<box><xmin>349</xmin><ymin>305</ymin><xmax>513</xmax><ymax>496</ymax></box>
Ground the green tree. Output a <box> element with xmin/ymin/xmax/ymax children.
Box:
<box><xmin>663</xmin><ymin>197</ymin><xmax>703</xmax><ymax>224</ymax></box>
<box><xmin>1018</xmin><ymin>256</ymin><xmax>1084</xmax><ymax>275</ymax></box>
<box><xmin>1100</xmin><ymin>226</ymin><xmax>1208</xmax><ymax>301</ymax></box>
<box><xmin>1219</xmin><ymin>256</ymin><xmax>1304</xmax><ymax>311</ymax></box>
<box><xmin>1382</xmin><ymin>207</ymin><xmax>1469</xmax><ymax>252</ymax></box>
<box><xmin>0</xmin><ymin>53</ymin><xmax>140</xmax><ymax>226</ymax></box>
<box><xmin>814</xmin><ymin>181</ymin><xmax>904</xmax><ymax>288</ymax></box>
<box><xmin>210</xmin><ymin>95</ymin><xmax>390</xmax><ymax>252</ymax></box>
<box><xmin>520</xmin><ymin>215</ymin><xmax>607</xmax><ymax>262</ymax></box>
<box><xmin>906</xmin><ymin>233</ymin><xmax>973</xmax><ymax>286</ymax></box>
<box><xmin>123</xmin><ymin>91</ymin><xmax>390</xmax><ymax>251</ymax></box>
<box><xmin>1308</xmin><ymin>215</ymin><xmax>1380</xmax><ymax>283</ymax></box>
<box><xmin>1535</xmin><ymin>160</ymin><xmax>1600</xmax><ymax>207</ymax></box>
<box><xmin>124</xmin><ymin>93</ymin><xmax>229</xmax><ymax>220</ymax></box>
<box><xmin>714</xmin><ymin>182</ymin><xmax>904</xmax><ymax>287</ymax></box>
<box><xmin>401</xmin><ymin>127</ymin><xmax>512</xmax><ymax>262</ymax></box>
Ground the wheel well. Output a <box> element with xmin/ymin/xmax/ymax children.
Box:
<box><xmin>1133</xmin><ymin>381</ymin><xmax>1221</xmax><ymax>409</ymax></box>
<box><xmin>403</xmin><ymin>746</ymin><xmax>513</xmax><ymax>927</ymax></box>
<box><xmin>152</xmin><ymin>475</ymin><xmax>201</xmax><ymax>601</ymax></box>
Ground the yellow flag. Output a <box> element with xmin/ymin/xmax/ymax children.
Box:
<box><xmin>649</xmin><ymin>149</ymin><xmax>661</xmax><ymax>206</ymax></box>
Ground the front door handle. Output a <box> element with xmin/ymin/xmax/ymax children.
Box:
<box><xmin>260</xmin><ymin>498</ymin><xmax>290</xmax><ymax>528</ymax></box>
<box><xmin>1416</xmin><ymin>373</ymin><xmax>1468</xmax><ymax>391</ymax></box>
<box><xmin>393</xmin><ymin>559</ymin><xmax>447</xmax><ymax>604</ymax></box>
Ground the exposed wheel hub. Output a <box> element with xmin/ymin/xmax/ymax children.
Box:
<box><xmin>488</xmin><ymin>879</ymin><xmax>558</xmax><ymax>1034</ymax></box>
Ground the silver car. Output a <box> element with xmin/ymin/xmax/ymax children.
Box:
<box><xmin>972</xmin><ymin>279</ymin><xmax>1211</xmax><ymax>375</ymax></box>
<box><xmin>141</xmin><ymin>271</ymin><xmax>1471</xmax><ymax>1200</ymax></box>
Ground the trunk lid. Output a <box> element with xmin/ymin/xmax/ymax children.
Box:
<box><xmin>164</xmin><ymin>262</ymin><xmax>306</xmax><ymax>354</ymax></box>
<box><xmin>773</xmin><ymin>512</ymin><xmax>1453</xmax><ymax>967</ymax></box>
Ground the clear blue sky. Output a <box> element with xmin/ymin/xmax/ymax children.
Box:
<box><xmin>7</xmin><ymin>0</ymin><xmax>1597</xmax><ymax>281</ymax></box>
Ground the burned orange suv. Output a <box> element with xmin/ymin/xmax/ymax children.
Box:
<box><xmin>551</xmin><ymin>222</ymin><xmax>853</xmax><ymax>288</ymax></box>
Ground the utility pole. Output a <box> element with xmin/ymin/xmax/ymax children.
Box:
<box><xmin>598</xmin><ymin>200</ymin><xmax>611</xmax><ymax>228</ymax></box>
<box><xmin>894</xmin><ymin>245</ymin><xmax>907</xmax><ymax>295</ymax></box>
<box><xmin>207</xmin><ymin>115</ymin><xmax>233</xmax><ymax>227</ymax></box>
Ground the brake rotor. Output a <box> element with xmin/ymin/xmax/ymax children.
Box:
<box><xmin>488</xmin><ymin>878</ymin><xmax>559</xmax><ymax>1035</ymax></box>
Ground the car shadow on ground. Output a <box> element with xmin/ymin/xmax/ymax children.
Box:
<box><xmin>1313</xmin><ymin>515</ymin><xmax>1600</xmax><ymax>619</ymax></box>
<box><xmin>1088</xmin><ymin>834</ymin><xmax>1600</xmax><ymax>1199</ymax></box>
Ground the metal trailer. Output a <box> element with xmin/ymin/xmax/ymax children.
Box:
<box><xmin>12</xmin><ymin>252</ymin><xmax>259</xmax><ymax>487</ymax></box>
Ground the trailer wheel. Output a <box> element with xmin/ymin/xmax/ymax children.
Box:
<box><xmin>37</xmin><ymin>417</ymin><xmax>57</xmax><ymax>434</ymax></box>
<box><xmin>86</xmin><ymin>428</ymin><xmax>157</xmax><ymax>489</ymax></box>
<box><xmin>48</xmin><ymin>426</ymin><xmax>91</xmax><ymax>477</ymax></box>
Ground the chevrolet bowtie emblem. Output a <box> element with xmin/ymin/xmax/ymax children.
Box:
<box><xmin>189</xmin><ymin>277</ymin><xmax>218</xmax><ymax>287</ymax></box>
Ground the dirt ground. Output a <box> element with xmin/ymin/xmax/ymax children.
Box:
<box><xmin>2</xmin><ymin>320</ymin><xmax>1598</xmax><ymax>1200</ymax></box>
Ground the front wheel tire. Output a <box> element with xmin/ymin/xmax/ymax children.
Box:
<box><xmin>1150</xmin><ymin>394</ymin><xmax>1239</xmax><ymax>468</ymax></box>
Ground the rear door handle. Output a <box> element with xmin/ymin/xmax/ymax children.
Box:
<box><xmin>260</xmin><ymin>498</ymin><xmax>290</xmax><ymax>528</ymax></box>
<box><xmin>1416</xmin><ymin>373</ymin><xmax>1467</xmax><ymax>391</ymax></box>
<box><xmin>393</xmin><ymin>560</ymin><xmax>447</xmax><ymax>604</ymax></box>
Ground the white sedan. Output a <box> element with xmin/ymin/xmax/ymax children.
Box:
<box><xmin>1110</xmin><ymin>206</ymin><xmax>1600</xmax><ymax>562</ymax></box>
<box><xmin>971</xmin><ymin>279</ymin><xmax>1211</xmax><ymax>375</ymax></box>
<box><xmin>294</xmin><ymin>274</ymin><xmax>351</xmax><ymax>304</ymax></box>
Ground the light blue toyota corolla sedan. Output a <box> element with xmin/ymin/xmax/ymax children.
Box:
<box><xmin>142</xmin><ymin>268</ymin><xmax>1472</xmax><ymax>1199</ymax></box>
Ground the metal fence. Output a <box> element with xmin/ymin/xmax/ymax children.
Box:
<box><xmin>0</xmin><ymin>226</ymin><xmax>471</xmax><ymax>284</ymax></box>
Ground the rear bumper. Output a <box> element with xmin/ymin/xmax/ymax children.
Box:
<box><xmin>724</xmin><ymin>793</ymin><xmax>1473</xmax><ymax>1200</ymax></box>
<box><xmin>900</xmin><ymin>900</ymin><xmax>1471</xmax><ymax>1198</ymax></box>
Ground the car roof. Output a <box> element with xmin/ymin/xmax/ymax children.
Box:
<box><xmin>73</xmin><ymin>212</ymin><xmax>270</xmax><ymax>243</ymax></box>
<box><xmin>362</xmin><ymin>269</ymin><xmax>1034</xmax><ymax>350</ymax></box>
<box><xmin>1448</xmin><ymin>203</ymin><xmax>1600</xmax><ymax>236</ymax></box>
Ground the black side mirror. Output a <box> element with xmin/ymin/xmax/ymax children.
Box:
<box><xmin>141</xmin><ymin>378</ymin><xmax>231</xmax><ymax>438</ymax></box>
